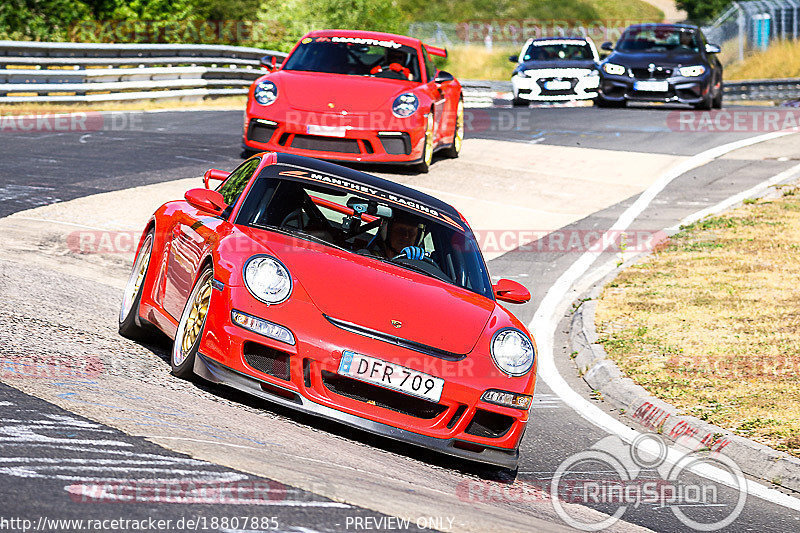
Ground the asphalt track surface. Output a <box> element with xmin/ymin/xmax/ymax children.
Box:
<box><xmin>2</xmin><ymin>105</ymin><xmax>800</xmax><ymax>532</ymax></box>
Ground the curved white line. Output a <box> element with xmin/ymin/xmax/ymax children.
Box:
<box><xmin>530</xmin><ymin>129</ymin><xmax>800</xmax><ymax>511</ymax></box>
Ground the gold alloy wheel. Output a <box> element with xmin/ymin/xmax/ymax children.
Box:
<box><xmin>453</xmin><ymin>99</ymin><xmax>464</xmax><ymax>154</ymax></box>
<box><xmin>175</xmin><ymin>270</ymin><xmax>213</xmax><ymax>366</ymax></box>
<box><xmin>120</xmin><ymin>234</ymin><xmax>152</xmax><ymax>322</ymax></box>
<box><xmin>424</xmin><ymin>113</ymin><xmax>434</xmax><ymax>167</ymax></box>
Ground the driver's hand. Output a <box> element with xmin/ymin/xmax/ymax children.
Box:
<box><xmin>399</xmin><ymin>246</ymin><xmax>425</xmax><ymax>260</ymax></box>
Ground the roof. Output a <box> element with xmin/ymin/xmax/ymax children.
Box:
<box><xmin>272</xmin><ymin>153</ymin><xmax>466</xmax><ymax>230</ymax></box>
<box><xmin>624</xmin><ymin>23</ymin><xmax>700</xmax><ymax>31</ymax></box>
<box><xmin>305</xmin><ymin>29</ymin><xmax>421</xmax><ymax>48</ymax></box>
<box><xmin>530</xmin><ymin>36</ymin><xmax>591</xmax><ymax>42</ymax></box>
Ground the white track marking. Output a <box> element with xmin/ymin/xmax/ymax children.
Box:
<box><xmin>530</xmin><ymin>130</ymin><xmax>800</xmax><ymax>511</ymax></box>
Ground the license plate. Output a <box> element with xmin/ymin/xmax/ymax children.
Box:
<box><xmin>544</xmin><ymin>80</ymin><xmax>571</xmax><ymax>90</ymax></box>
<box><xmin>307</xmin><ymin>124</ymin><xmax>347</xmax><ymax>137</ymax></box>
<box><xmin>634</xmin><ymin>80</ymin><xmax>668</xmax><ymax>92</ymax></box>
<box><xmin>337</xmin><ymin>350</ymin><xmax>444</xmax><ymax>403</ymax></box>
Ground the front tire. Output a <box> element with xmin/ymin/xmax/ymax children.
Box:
<box><xmin>712</xmin><ymin>81</ymin><xmax>723</xmax><ymax>109</ymax></box>
<box><xmin>417</xmin><ymin>112</ymin><xmax>434</xmax><ymax>174</ymax></box>
<box><xmin>594</xmin><ymin>96</ymin><xmax>625</xmax><ymax>108</ymax></box>
<box><xmin>119</xmin><ymin>230</ymin><xmax>154</xmax><ymax>340</ymax></box>
<box><xmin>171</xmin><ymin>266</ymin><xmax>214</xmax><ymax>379</ymax></box>
<box><xmin>441</xmin><ymin>98</ymin><xmax>464</xmax><ymax>159</ymax></box>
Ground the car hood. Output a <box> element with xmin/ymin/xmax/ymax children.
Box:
<box><xmin>607</xmin><ymin>50</ymin><xmax>704</xmax><ymax>68</ymax></box>
<box><xmin>241</xmin><ymin>228</ymin><xmax>494</xmax><ymax>355</ymax></box>
<box><xmin>268</xmin><ymin>70</ymin><xmax>418</xmax><ymax>113</ymax></box>
<box><xmin>519</xmin><ymin>59</ymin><xmax>596</xmax><ymax>71</ymax></box>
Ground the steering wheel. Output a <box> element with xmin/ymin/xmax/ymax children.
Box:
<box><xmin>280</xmin><ymin>208</ymin><xmax>308</xmax><ymax>230</ymax></box>
<box><xmin>391</xmin><ymin>251</ymin><xmax>440</xmax><ymax>269</ymax></box>
<box><xmin>370</xmin><ymin>63</ymin><xmax>411</xmax><ymax>79</ymax></box>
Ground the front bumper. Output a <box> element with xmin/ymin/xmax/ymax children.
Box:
<box><xmin>598</xmin><ymin>72</ymin><xmax>712</xmax><ymax>104</ymax></box>
<box><xmin>243</xmin><ymin>110</ymin><xmax>425</xmax><ymax>164</ymax></box>
<box><xmin>512</xmin><ymin>72</ymin><xmax>600</xmax><ymax>101</ymax></box>
<box><xmin>195</xmin><ymin>284</ymin><xmax>533</xmax><ymax>469</ymax></box>
<box><xmin>194</xmin><ymin>353</ymin><xmax>519</xmax><ymax>468</ymax></box>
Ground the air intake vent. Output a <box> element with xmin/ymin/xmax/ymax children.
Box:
<box><xmin>243</xmin><ymin>342</ymin><xmax>291</xmax><ymax>381</ymax></box>
<box><xmin>465</xmin><ymin>409</ymin><xmax>514</xmax><ymax>438</ymax></box>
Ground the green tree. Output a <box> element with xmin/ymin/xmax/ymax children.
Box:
<box><xmin>675</xmin><ymin>0</ymin><xmax>731</xmax><ymax>24</ymax></box>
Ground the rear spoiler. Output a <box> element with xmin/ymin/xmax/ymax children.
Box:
<box><xmin>426</xmin><ymin>45</ymin><xmax>448</xmax><ymax>58</ymax></box>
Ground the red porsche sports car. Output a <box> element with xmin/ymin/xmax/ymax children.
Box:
<box><xmin>242</xmin><ymin>30</ymin><xmax>464</xmax><ymax>172</ymax></box>
<box><xmin>119</xmin><ymin>153</ymin><xmax>536</xmax><ymax>468</ymax></box>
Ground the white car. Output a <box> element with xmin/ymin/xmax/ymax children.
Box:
<box><xmin>509</xmin><ymin>37</ymin><xmax>600</xmax><ymax>105</ymax></box>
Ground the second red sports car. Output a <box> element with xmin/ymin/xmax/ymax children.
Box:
<box><xmin>242</xmin><ymin>30</ymin><xmax>464</xmax><ymax>172</ymax></box>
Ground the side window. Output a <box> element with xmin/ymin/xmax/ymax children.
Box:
<box><xmin>421</xmin><ymin>46</ymin><xmax>436</xmax><ymax>82</ymax></box>
<box><xmin>217</xmin><ymin>157</ymin><xmax>260</xmax><ymax>207</ymax></box>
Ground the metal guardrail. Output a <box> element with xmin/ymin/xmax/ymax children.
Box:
<box><xmin>1</xmin><ymin>41</ymin><xmax>799</xmax><ymax>105</ymax></box>
<box><xmin>461</xmin><ymin>79</ymin><xmax>800</xmax><ymax>105</ymax></box>
<box><xmin>0</xmin><ymin>41</ymin><xmax>287</xmax><ymax>103</ymax></box>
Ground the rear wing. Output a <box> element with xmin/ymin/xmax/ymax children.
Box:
<box><xmin>426</xmin><ymin>45</ymin><xmax>448</xmax><ymax>58</ymax></box>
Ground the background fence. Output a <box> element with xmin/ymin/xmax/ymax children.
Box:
<box><xmin>704</xmin><ymin>1</ymin><xmax>800</xmax><ymax>61</ymax></box>
<box><xmin>0</xmin><ymin>41</ymin><xmax>287</xmax><ymax>103</ymax></box>
<box><xmin>0</xmin><ymin>41</ymin><xmax>798</xmax><ymax>106</ymax></box>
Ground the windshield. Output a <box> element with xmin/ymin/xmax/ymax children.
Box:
<box><xmin>523</xmin><ymin>40</ymin><xmax>593</xmax><ymax>61</ymax></box>
<box><xmin>617</xmin><ymin>27</ymin><xmax>700</xmax><ymax>53</ymax></box>
<box><xmin>282</xmin><ymin>36</ymin><xmax>422</xmax><ymax>82</ymax></box>
<box><xmin>235</xmin><ymin>164</ymin><xmax>493</xmax><ymax>299</ymax></box>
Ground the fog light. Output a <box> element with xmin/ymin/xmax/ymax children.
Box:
<box><xmin>231</xmin><ymin>310</ymin><xmax>295</xmax><ymax>345</ymax></box>
<box><xmin>481</xmin><ymin>389</ymin><xmax>532</xmax><ymax>410</ymax></box>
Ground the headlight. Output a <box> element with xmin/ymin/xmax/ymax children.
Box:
<box><xmin>254</xmin><ymin>80</ymin><xmax>278</xmax><ymax>106</ymax></box>
<box><xmin>243</xmin><ymin>255</ymin><xmax>292</xmax><ymax>304</ymax></box>
<box><xmin>679</xmin><ymin>65</ymin><xmax>706</xmax><ymax>77</ymax></box>
<box><xmin>481</xmin><ymin>389</ymin><xmax>532</xmax><ymax>410</ymax></box>
<box><xmin>602</xmin><ymin>63</ymin><xmax>626</xmax><ymax>76</ymax></box>
<box><xmin>490</xmin><ymin>328</ymin><xmax>535</xmax><ymax>377</ymax></box>
<box><xmin>392</xmin><ymin>93</ymin><xmax>419</xmax><ymax>118</ymax></box>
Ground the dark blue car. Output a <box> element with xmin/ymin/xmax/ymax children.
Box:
<box><xmin>596</xmin><ymin>23</ymin><xmax>723</xmax><ymax>109</ymax></box>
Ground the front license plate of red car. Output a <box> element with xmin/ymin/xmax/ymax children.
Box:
<box><xmin>338</xmin><ymin>351</ymin><xmax>444</xmax><ymax>403</ymax></box>
<box><xmin>307</xmin><ymin>124</ymin><xmax>347</xmax><ymax>137</ymax></box>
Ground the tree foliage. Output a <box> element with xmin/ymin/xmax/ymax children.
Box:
<box><xmin>675</xmin><ymin>0</ymin><xmax>731</xmax><ymax>24</ymax></box>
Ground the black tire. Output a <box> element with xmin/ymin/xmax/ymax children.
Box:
<box><xmin>512</xmin><ymin>96</ymin><xmax>528</xmax><ymax>107</ymax></box>
<box><xmin>712</xmin><ymin>81</ymin><xmax>723</xmax><ymax>109</ymax></box>
<box><xmin>417</xmin><ymin>112</ymin><xmax>434</xmax><ymax>174</ymax></box>
<box><xmin>441</xmin><ymin>97</ymin><xmax>464</xmax><ymax>159</ymax></box>
<box><xmin>171</xmin><ymin>266</ymin><xmax>214</xmax><ymax>379</ymax></box>
<box><xmin>241</xmin><ymin>147</ymin><xmax>257</xmax><ymax>159</ymax></box>
<box><xmin>119</xmin><ymin>230</ymin><xmax>155</xmax><ymax>341</ymax></box>
<box><xmin>694</xmin><ymin>88</ymin><xmax>713</xmax><ymax>110</ymax></box>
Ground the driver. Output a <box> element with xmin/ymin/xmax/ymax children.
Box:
<box><xmin>369</xmin><ymin>211</ymin><xmax>425</xmax><ymax>260</ymax></box>
<box><xmin>679</xmin><ymin>31</ymin><xmax>695</xmax><ymax>49</ymax></box>
<box><xmin>374</xmin><ymin>48</ymin><xmax>413</xmax><ymax>80</ymax></box>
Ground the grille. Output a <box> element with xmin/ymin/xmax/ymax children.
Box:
<box><xmin>290</xmin><ymin>134</ymin><xmax>360</xmax><ymax>154</ymax></box>
<box><xmin>631</xmin><ymin>67</ymin><xmax>672</xmax><ymax>80</ymax></box>
<box><xmin>537</xmin><ymin>78</ymin><xmax>578</xmax><ymax>96</ymax></box>
<box><xmin>378</xmin><ymin>134</ymin><xmax>411</xmax><ymax>155</ymax></box>
<box><xmin>465</xmin><ymin>409</ymin><xmax>515</xmax><ymax>438</ymax></box>
<box><xmin>247</xmin><ymin>122</ymin><xmax>277</xmax><ymax>143</ymax></box>
<box><xmin>243</xmin><ymin>342</ymin><xmax>291</xmax><ymax>381</ymax></box>
<box><xmin>321</xmin><ymin>370</ymin><xmax>447</xmax><ymax>419</ymax></box>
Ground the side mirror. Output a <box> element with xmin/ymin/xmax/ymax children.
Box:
<box><xmin>434</xmin><ymin>70</ymin><xmax>455</xmax><ymax>83</ymax></box>
<box><xmin>705</xmin><ymin>43</ymin><xmax>721</xmax><ymax>54</ymax></box>
<box><xmin>493</xmin><ymin>279</ymin><xmax>531</xmax><ymax>304</ymax></box>
<box><xmin>508</xmin><ymin>54</ymin><xmax>519</xmax><ymax>63</ymax></box>
<box><xmin>203</xmin><ymin>168</ymin><xmax>230</xmax><ymax>189</ymax></box>
<box><xmin>601</xmin><ymin>42</ymin><xmax>614</xmax><ymax>51</ymax></box>
<box><xmin>185</xmin><ymin>188</ymin><xmax>227</xmax><ymax>215</ymax></box>
<box><xmin>260</xmin><ymin>55</ymin><xmax>280</xmax><ymax>71</ymax></box>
